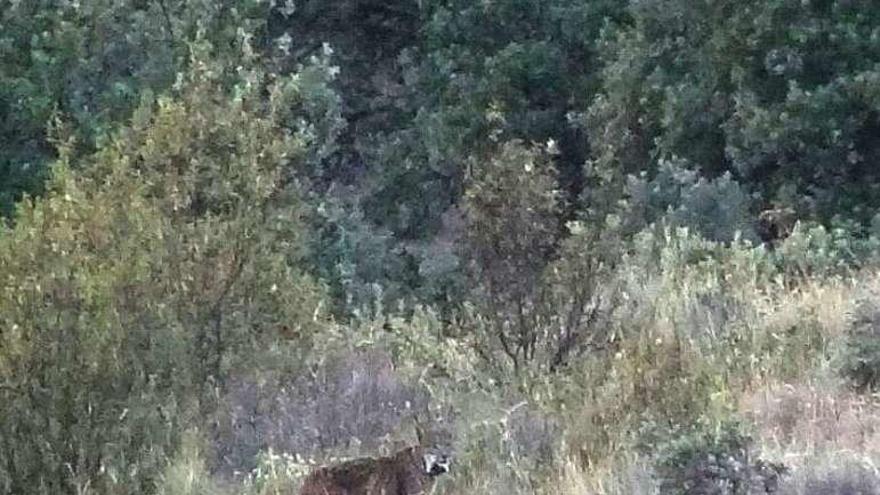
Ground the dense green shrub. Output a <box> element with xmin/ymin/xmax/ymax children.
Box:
<box><xmin>588</xmin><ymin>0</ymin><xmax>880</xmax><ymax>223</ymax></box>
<box><xmin>0</xmin><ymin>42</ymin><xmax>333</xmax><ymax>494</ymax></box>
<box><xmin>773</xmin><ymin>220</ymin><xmax>880</xmax><ymax>281</ymax></box>
<box><xmin>623</xmin><ymin>158</ymin><xmax>756</xmax><ymax>243</ymax></box>
<box><xmin>462</xmin><ymin>140</ymin><xmax>562</xmax><ymax>372</ymax></box>
<box><xmin>646</xmin><ymin>419</ymin><xmax>786</xmax><ymax>495</ymax></box>
<box><xmin>0</xmin><ymin>0</ymin><xmax>275</xmax><ymax>217</ymax></box>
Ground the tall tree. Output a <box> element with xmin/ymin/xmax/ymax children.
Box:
<box><xmin>0</xmin><ymin>0</ymin><xmax>272</xmax><ymax>217</ymax></box>
<box><xmin>588</xmin><ymin>0</ymin><xmax>880</xmax><ymax>222</ymax></box>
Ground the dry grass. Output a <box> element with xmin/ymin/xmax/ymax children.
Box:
<box><xmin>552</xmin><ymin>456</ymin><xmax>657</xmax><ymax>495</ymax></box>
<box><xmin>744</xmin><ymin>382</ymin><xmax>880</xmax><ymax>458</ymax></box>
<box><xmin>777</xmin><ymin>454</ymin><xmax>880</xmax><ymax>495</ymax></box>
<box><xmin>742</xmin><ymin>380</ymin><xmax>880</xmax><ymax>493</ymax></box>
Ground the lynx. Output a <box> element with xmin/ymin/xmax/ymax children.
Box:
<box><xmin>298</xmin><ymin>445</ymin><xmax>450</xmax><ymax>495</ymax></box>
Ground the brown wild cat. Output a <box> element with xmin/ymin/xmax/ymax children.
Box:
<box><xmin>298</xmin><ymin>445</ymin><xmax>450</xmax><ymax>495</ymax></box>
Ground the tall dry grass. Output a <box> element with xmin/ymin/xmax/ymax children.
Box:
<box><xmin>154</xmin><ymin>232</ymin><xmax>880</xmax><ymax>495</ymax></box>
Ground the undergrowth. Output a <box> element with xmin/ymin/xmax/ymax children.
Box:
<box><xmin>141</xmin><ymin>227</ymin><xmax>880</xmax><ymax>495</ymax></box>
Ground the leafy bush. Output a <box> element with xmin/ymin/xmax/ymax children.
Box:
<box><xmin>842</xmin><ymin>286</ymin><xmax>880</xmax><ymax>392</ymax></box>
<box><xmin>589</xmin><ymin>0</ymin><xmax>880</xmax><ymax>222</ymax></box>
<box><xmin>463</xmin><ymin>140</ymin><xmax>561</xmax><ymax>372</ymax></box>
<box><xmin>624</xmin><ymin>158</ymin><xmax>756</xmax><ymax>243</ymax></box>
<box><xmin>0</xmin><ymin>0</ymin><xmax>274</xmax><ymax>216</ymax></box>
<box><xmin>773</xmin><ymin>220</ymin><xmax>880</xmax><ymax>281</ymax></box>
<box><xmin>646</xmin><ymin>419</ymin><xmax>786</xmax><ymax>495</ymax></box>
<box><xmin>0</xmin><ymin>43</ymin><xmax>334</xmax><ymax>494</ymax></box>
<box><xmin>155</xmin><ymin>431</ymin><xmax>221</xmax><ymax>495</ymax></box>
<box><xmin>307</xmin><ymin>191</ymin><xmax>413</xmax><ymax>314</ymax></box>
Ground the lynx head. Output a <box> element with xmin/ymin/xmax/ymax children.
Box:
<box><xmin>413</xmin><ymin>413</ymin><xmax>453</xmax><ymax>478</ymax></box>
<box><xmin>421</xmin><ymin>447</ymin><xmax>451</xmax><ymax>477</ymax></box>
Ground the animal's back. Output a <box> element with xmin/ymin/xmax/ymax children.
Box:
<box><xmin>298</xmin><ymin>447</ymin><xmax>443</xmax><ymax>495</ymax></box>
<box><xmin>298</xmin><ymin>458</ymin><xmax>377</xmax><ymax>495</ymax></box>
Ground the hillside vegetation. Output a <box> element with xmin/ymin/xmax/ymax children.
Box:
<box><xmin>2</xmin><ymin>1</ymin><xmax>880</xmax><ymax>494</ymax></box>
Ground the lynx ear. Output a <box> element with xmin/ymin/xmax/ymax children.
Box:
<box><xmin>422</xmin><ymin>452</ymin><xmax>451</xmax><ymax>476</ymax></box>
<box><xmin>422</xmin><ymin>453</ymin><xmax>436</xmax><ymax>474</ymax></box>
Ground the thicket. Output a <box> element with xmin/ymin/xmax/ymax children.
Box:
<box><xmin>3</xmin><ymin>1</ymin><xmax>880</xmax><ymax>494</ymax></box>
